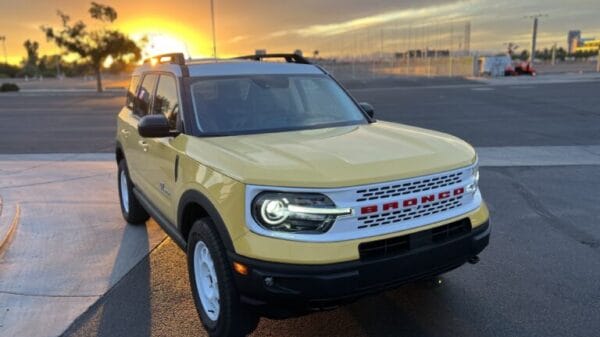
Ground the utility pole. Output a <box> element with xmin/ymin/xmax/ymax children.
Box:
<box><xmin>407</xmin><ymin>25</ymin><xmax>412</xmax><ymax>74</ymax></box>
<box><xmin>0</xmin><ymin>36</ymin><xmax>7</xmax><ymax>64</ymax></box>
<box><xmin>380</xmin><ymin>27</ymin><xmax>383</xmax><ymax>60</ymax></box>
<box><xmin>209</xmin><ymin>0</ymin><xmax>217</xmax><ymax>59</ymax></box>
<box><xmin>464</xmin><ymin>21</ymin><xmax>471</xmax><ymax>55</ymax></box>
<box><xmin>551</xmin><ymin>43</ymin><xmax>557</xmax><ymax>65</ymax></box>
<box><xmin>449</xmin><ymin>22</ymin><xmax>454</xmax><ymax>77</ymax></box>
<box><xmin>525</xmin><ymin>14</ymin><xmax>547</xmax><ymax>64</ymax></box>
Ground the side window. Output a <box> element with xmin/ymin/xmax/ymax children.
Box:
<box><xmin>133</xmin><ymin>74</ymin><xmax>158</xmax><ymax>117</ymax></box>
<box><xmin>153</xmin><ymin>75</ymin><xmax>180</xmax><ymax>130</ymax></box>
<box><xmin>125</xmin><ymin>75</ymin><xmax>140</xmax><ymax>109</ymax></box>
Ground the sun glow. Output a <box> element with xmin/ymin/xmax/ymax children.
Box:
<box><xmin>102</xmin><ymin>55</ymin><xmax>114</xmax><ymax>68</ymax></box>
<box><xmin>120</xmin><ymin>18</ymin><xmax>212</xmax><ymax>60</ymax></box>
<box><xmin>139</xmin><ymin>33</ymin><xmax>190</xmax><ymax>59</ymax></box>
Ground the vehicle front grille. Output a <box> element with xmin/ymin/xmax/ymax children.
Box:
<box><xmin>357</xmin><ymin>195</ymin><xmax>464</xmax><ymax>229</ymax></box>
<box><xmin>355</xmin><ymin>171</ymin><xmax>463</xmax><ymax>202</ymax></box>
<box><xmin>358</xmin><ymin>218</ymin><xmax>472</xmax><ymax>260</ymax></box>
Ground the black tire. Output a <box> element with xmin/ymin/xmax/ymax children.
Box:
<box><xmin>117</xmin><ymin>159</ymin><xmax>150</xmax><ymax>224</ymax></box>
<box><xmin>187</xmin><ymin>218</ymin><xmax>259</xmax><ymax>337</ymax></box>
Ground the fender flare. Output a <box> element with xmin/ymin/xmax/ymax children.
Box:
<box><xmin>115</xmin><ymin>141</ymin><xmax>125</xmax><ymax>163</ymax></box>
<box><xmin>177</xmin><ymin>189</ymin><xmax>236</xmax><ymax>252</ymax></box>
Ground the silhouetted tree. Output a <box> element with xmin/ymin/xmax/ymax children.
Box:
<box><xmin>37</xmin><ymin>55</ymin><xmax>63</xmax><ymax>77</ymax></box>
<box><xmin>22</xmin><ymin>40</ymin><xmax>40</xmax><ymax>76</ymax></box>
<box><xmin>0</xmin><ymin>63</ymin><xmax>20</xmax><ymax>78</ymax></box>
<box><xmin>517</xmin><ymin>50</ymin><xmax>530</xmax><ymax>61</ymax></box>
<box><xmin>41</xmin><ymin>2</ymin><xmax>141</xmax><ymax>92</ymax></box>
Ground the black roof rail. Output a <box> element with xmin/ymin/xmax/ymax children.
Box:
<box><xmin>143</xmin><ymin>53</ymin><xmax>186</xmax><ymax>65</ymax></box>
<box><xmin>233</xmin><ymin>53</ymin><xmax>311</xmax><ymax>64</ymax></box>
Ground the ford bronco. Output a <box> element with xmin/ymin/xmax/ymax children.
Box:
<box><xmin>116</xmin><ymin>53</ymin><xmax>490</xmax><ymax>337</ymax></box>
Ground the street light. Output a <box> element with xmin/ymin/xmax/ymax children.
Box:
<box><xmin>210</xmin><ymin>0</ymin><xmax>217</xmax><ymax>59</ymax></box>
<box><xmin>0</xmin><ymin>36</ymin><xmax>7</xmax><ymax>64</ymax></box>
<box><xmin>524</xmin><ymin>14</ymin><xmax>548</xmax><ymax>64</ymax></box>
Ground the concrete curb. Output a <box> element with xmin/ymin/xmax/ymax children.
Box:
<box><xmin>0</xmin><ymin>198</ymin><xmax>21</xmax><ymax>257</ymax></box>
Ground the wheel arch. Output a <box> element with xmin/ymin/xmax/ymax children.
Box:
<box><xmin>115</xmin><ymin>141</ymin><xmax>125</xmax><ymax>163</ymax></box>
<box><xmin>178</xmin><ymin>190</ymin><xmax>236</xmax><ymax>252</ymax></box>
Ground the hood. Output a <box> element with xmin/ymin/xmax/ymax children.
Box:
<box><xmin>184</xmin><ymin>121</ymin><xmax>477</xmax><ymax>188</ymax></box>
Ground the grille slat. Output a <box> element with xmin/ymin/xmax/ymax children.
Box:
<box><xmin>353</xmin><ymin>168</ymin><xmax>471</xmax><ymax>231</ymax></box>
<box><xmin>359</xmin><ymin>196</ymin><xmax>463</xmax><ymax>229</ymax></box>
<box><xmin>355</xmin><ymin>172</ymin><xmax>464</xmax><ymax>202</ymax></box>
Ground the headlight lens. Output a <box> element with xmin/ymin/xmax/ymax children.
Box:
<box><xmin>252</xmin><ymin>192</ymin><xmax>351</xmax><ymax>233</ymax></box>
<box><xmin>466</xmin><ymin>166</ymin><xmax>480</xmax><ymax>193</ymax></box>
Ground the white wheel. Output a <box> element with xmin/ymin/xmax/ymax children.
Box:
<box><xmin>187</xmin><ymin>219</ymin><xmax>259</xmax><ymax>336</ymax></box>
<box><xmin>119</xmin><ymin>170</ymin><xmax>129</xmax><ymax>214</ymax></box>
<box><xmin>194</xmin><ymin>240</ymin><xmax>220</xmax><ymax>321</ymax></box>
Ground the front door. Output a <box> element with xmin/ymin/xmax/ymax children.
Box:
<box><xmin>128</xmin><ymin>73</ymin><xmax>159</xmax><ymax>194</ymax></box>
<box><xmin>141</xmin><ymin>74</ymin><xmax>182</xmax><ymax>222</ymax></box>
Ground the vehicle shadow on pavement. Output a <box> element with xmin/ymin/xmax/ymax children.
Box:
<box><xmin>62</xmin><ymin>221</ymin><xmax>153</xmax><ymax>337</ymax></box>
<box><xmin>61</xmin><ymin>239</ymin><xmax>511</xmax><ymax>337</ymax></box>
<box><xmin>254</xmin><ymin>283</ymin><xmax>440</xmax><ymax>337</ymax></box>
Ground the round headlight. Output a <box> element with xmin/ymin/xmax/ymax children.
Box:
<box><xmin>260</xmin><ymin>198</ymin><xmax>289</xmax><ymax>225</ymax></box>
<box><xmin>251</xmin><ymin>192</ymin><xmax>351</xmax><ymax>234</ymax></box>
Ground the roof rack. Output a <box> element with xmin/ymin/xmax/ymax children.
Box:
<box><xmin>233</xmin><ymin>53</ymin><xmax>311</xmax><ymax>64</ymax></box>
<box><xmin>143</xmin><ymin>52</ymin><xmax>186</xmax><ymax>66</ymax></box>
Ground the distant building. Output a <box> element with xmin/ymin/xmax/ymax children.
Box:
<box><xmin>567</xmin><ymin>30</ymin><xmax>581</xmax><ymax>54</ymax></box>
<box><xmin>575</xmin><ymin>39</ymin><xmax>600</xmax><ymax>53</ymax></box>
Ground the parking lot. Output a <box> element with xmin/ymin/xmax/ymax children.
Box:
<box><xmin>1</xmin><ymin>77</ymin><xmax>599</xmax><ymax>337</ymax></box>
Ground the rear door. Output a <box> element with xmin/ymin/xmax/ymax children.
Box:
<box><xmin>117</xmin><ymin>75</ymin><xmax>140</xmax><ymax>169</ymax></box>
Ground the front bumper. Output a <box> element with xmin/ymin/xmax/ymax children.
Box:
<box><xmin>230</xmin><ymin>218</ymin><xmax>490</xmax><ymax>316</ymax></box>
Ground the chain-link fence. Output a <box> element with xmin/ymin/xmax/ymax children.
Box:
<box><xmin>317</xmin><ymin>56</ymin><xmax>477</xmax><ymax>81</ymax></box>
<box><xmin>289</xmin><ymin>19</ymin><xmax>476</xmax><ymax>80</ymax></box>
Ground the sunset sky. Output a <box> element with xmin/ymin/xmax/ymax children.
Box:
<box><xmin>0</xmin><ymin>0</ymin><xmax>599</xmax><ymax>64</ymax></box>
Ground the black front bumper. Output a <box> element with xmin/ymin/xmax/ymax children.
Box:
<box><xmin>230</xmin><ymin>219</ymin><xmax>490</xmax><ymax>316</ymax></box>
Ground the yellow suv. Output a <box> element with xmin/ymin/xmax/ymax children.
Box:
<box><xmin>116</xmin><ymin>53</ymin><xmax>490</xmax><ymax>337</ymax></box>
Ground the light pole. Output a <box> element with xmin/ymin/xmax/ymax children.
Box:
<box><xmin>0</xmin><ymin>36</ymin><xmax>7</xmax><ymax>64</ymax></box>
<box><xmin>210</xmin><ymin>0</ymin><xmax>217</xmax><ymax>59</ymax></box>
<box><xmin>525</xmin><ymin>14</ymin><xmax>547</xmax><ymax>64</ymax></box>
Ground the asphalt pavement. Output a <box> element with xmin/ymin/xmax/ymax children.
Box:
<box><xmin>1</xmin><ymin>76</ymin><xmax>599</xmax><ymax>337</ymax></box>
<box><xmin>1</xmin><ymin>78</ymin><xmax>599</xmax><ymax>153</ymax></box>
<box><xmin>60</xmin><ymin>165</ymin><xmax>600</xmax><ymax>337</ymax></box>
<box><xmin>0</xmin><ymin>92</ymin><xmax>123</xmax><ymax>154</ymax></box>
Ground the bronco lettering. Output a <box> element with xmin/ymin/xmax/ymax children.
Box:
<box><xmin>360</xmin><ymin>187</ymin><xmax>466</xmax><ymax>215</ymax></box>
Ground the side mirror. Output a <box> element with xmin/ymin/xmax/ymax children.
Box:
<box><xmin>138</xmin><ymin>114</ymin><xmax>179</xmax><ymax>138</ymax></box>
<box><xmin>359</xmin><ymin>102</ymin><xmax>375</xmax><ymax>118</ymax></box>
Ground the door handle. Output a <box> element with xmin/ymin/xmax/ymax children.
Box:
<box><xmin>138</xmin><ymin>140</ymin><xmax>149</xmax><ymax>152</ymax></box>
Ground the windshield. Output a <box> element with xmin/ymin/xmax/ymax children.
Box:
<box><xmin>188</xmin><ymin>74</ymin><xmax>368</xmax><ymax>135</ymax></box>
